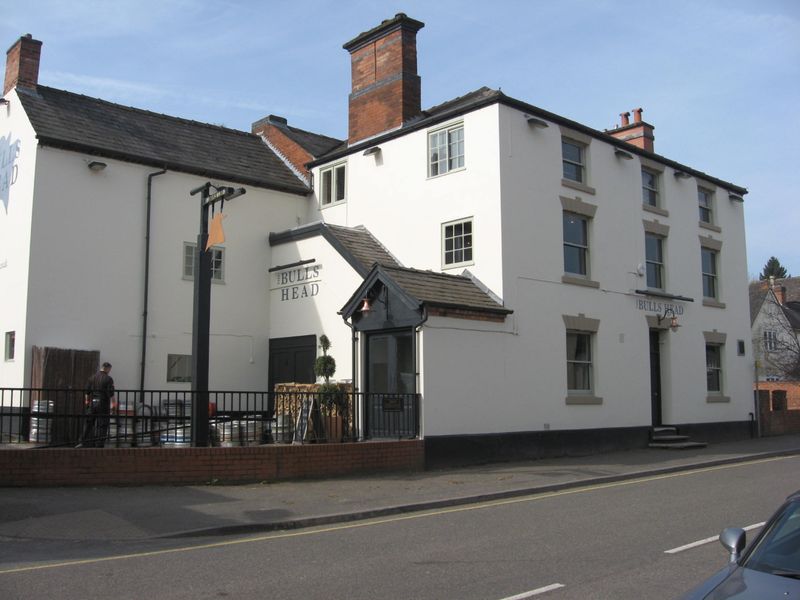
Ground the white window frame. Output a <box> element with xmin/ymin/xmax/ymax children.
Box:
<box><xmin>705</xmin><ymin>343</ymin><xmax>723</xmax><ymax>394</ymax></box>
<box><xmin>701</xmin><ymin>247</ymin><xmax>718</xmax><ymax>299</ymax></box>
<box><xmin>428</xmin><ymin>122</ymin><xmax>465</xmax><ymax>177</ymax></box>
<box><xmin>645</xmin><ymin>233</ymin><xmax>665</xmax><ymax>290</ymax></box>
<box><xmin>563</xmin><ymin>211</ymin><xmax>589</xmax><ymax>277</ymax></box>
<box><xmin>4</xmin><ymin>331</ymin><xmax>14</xmax><ymax>361</ymax></box>
<box><xmin>441</xmin><ymin>217</ymin><xmax>474</xmax><ymax>268</ymax></box>
<box><xmin>642</xmin><ymin>167</ymin><xmax>660</xmax><ymax>207</ymax></box>
<box><xmin>167</xmin><ymin>353</ymin><xmax>192</xmax><ymax>383</ymax></box>
<box><xmin>183</xmin><ymin>242</ymin><xmax>225</xmax><ymax>283</ymax></box>
<box><xmin>763</xmin><ymin>330</ymin><xmax>778</xmax><ymax>353</ymax></box>
<box><xmin>698</xmin><ymin>187</ymin><xmax>714</xmax><ymax>224</ymax></box>
<box><xmin>566</xmin><ymin>331</ymin><xmax>593</xmax><ymax>394</ymax></box>
<box><xmin>562</xmin><ymin>138</ymin><xmax>586</xmax><ymax>184</ymax></box>
<box><xmin>319</xmin><ymin>162</ymin><xmax>347</xmax><ymax>206</ymax></box>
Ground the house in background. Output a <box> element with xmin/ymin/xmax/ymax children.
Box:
<box><xmin>750</xmin><ymin>277</ymin><xmax>800</xmax><ymax>410</ymax></box>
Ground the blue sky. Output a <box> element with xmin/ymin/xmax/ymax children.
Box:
<box><xmin>3</xmin><ymin>0</ymin><xmax>798</xmax><ymax>278</ymax></box>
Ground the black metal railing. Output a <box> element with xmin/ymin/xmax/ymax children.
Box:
<box><xmin>0</xmin><ymin>388</ymin><xmax>420</xmax><ymax>448</ymax></box>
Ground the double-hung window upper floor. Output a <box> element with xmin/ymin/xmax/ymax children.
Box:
<box><xmin>645</xmin><ymin>232</ymin><xmax>665</xmax><ymax>290</ymax></box>
<box><xmin>428</xmin><ymin>122</ymin><xmax>464</xmax><ymax>177</ymax></box>
<box><xmin>560</xmin><ymin>128</ymin><xmax>595</xmax><ymax>195</ymax></box>
<box><xmin>701</xmin><ymin>247</ymin><xmax>718</xmax><ymax>299</ymax></box>
<box><xmin>560</xmin><ymin>196</ymin><xmax>599</xmax><ymax>288</ymax></box>
<box><xmin>640</xmin><ymin>159</ymin><xmax>668</xmax><ymax>217</ymax></box>
<box><xmin>698</xmin><ymin>187</ymin><xmax>713</xmax><ymax>224</ymax></box>
<box><xmin>700</xmin><ymin>236</ymin><xmax>724</xmax><ymax>308</ymax></box>
<box><xmin>320</xmin><ymin>162</ymin><xmax>346</xmax><ymax>206</ymax></box>
<box><xmin>641</xmin><ymin>168</ymin><xmax>659</xmax><ymax>207</ymax></box>
<box><xmin>643</xmin><ymin>220</ymin><xmax>669</xmax><ymax>292</ymax></box>
<box><xmin>763</xmin><ymin>329</ymin><xmax>778</xmax><ymax>353</ymax></box>
<box><xmin>562</xmin><ymin>139</ymin><xmax>585</xmax><ymax>183</ymax></box>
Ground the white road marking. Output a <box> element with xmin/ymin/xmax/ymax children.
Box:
<box><xmin>499</xmin><ymin>583</ymin><xmax>566</xmax><ymax>599</ymax></box>
<box><xmin>664</xmin><ymin>522</ymin><xmax>765</xmax><ymax>554</ymax></box>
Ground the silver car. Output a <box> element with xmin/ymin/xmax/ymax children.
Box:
<box><xmin>681</xmin><ymin>490</ymin><xmax>800</xmax><ymax>599</ymax></box>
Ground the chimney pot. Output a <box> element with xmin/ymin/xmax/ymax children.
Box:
<box><xmin>620</xmin><ymin>112</ymin><xmax>630</xmax><ymax>127</ymax></box>
<box><xmin>633</xmin><ymin>108</ymin><xmax>643</xmax><ymax>123</ymax></box>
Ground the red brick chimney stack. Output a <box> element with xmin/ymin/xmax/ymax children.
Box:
<box><xmin>251</xmin><ymin>115</ymin><xmax>314</xmax><ymax>179</ymax></box>
<box><xmin>608</xmin><ymin>107</ymin><xmax>655</xmax><ymax>152</ymax></box>
<box><xmin>343</xmin><ymin>13</ymin><xmax>425</xmax><ymax>145</ymax></box>
<box><xmin>4</xmin><ymin>34</ymin><xmax>42</xmax><ymax>96</ymax></box>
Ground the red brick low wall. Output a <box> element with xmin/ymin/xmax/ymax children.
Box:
<box><xmin>0</xmin><ymin>440</ymin><xmax>425</xmax><ymax>487</ymax></box>
<box><xmin>756</xmin><ymin>381</ymin><xmax>800</xmax><ymax>410</ymax></box>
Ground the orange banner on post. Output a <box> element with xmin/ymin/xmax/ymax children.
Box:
<box><xmin>206</xmin><ymin>212</ymin><xmax>226</xmax><ymax>250</ymax></box>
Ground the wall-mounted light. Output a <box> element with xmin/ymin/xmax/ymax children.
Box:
<box><xmin>674</xmin><ymin>170</ymin><xmax>691</xmax><ymax>179</ymax></box>
<box><xmin>363</xmin><ymin>147</ymin><xmax>381</xmax><ymax>156</ymax></box>
<box><xmin>657</xmin><ymin>307</ymin><xmax>680</xmax><ymax>332</ymax></box>
<box><xmin>728</xmin><ymin>193</ymin><xmax>744</xmax><ymax>203</ymax></box>
<box><xmin>614</xmin><ymin>148</ymin><xmax>633</xmax><ymax>160</ymax></box>
<box><xmin>87</xmin><ymin>160</ymin><xmax>107</xmax><ymax>172</ymax></box>
<box><xmin>526</xmin><ymin>115</ymin><xmax>549</xmax><ymax>128</ymax></box>
<box><xmin>0</xmin><ymin>98</ymin><xmax>9</xmax><ymax>105</ymax></box>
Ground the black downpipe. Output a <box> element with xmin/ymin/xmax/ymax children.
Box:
<box><xmin>140</xmin><ymin>169</ymin><xmax>167</xmax><ymax>394</ymax></box>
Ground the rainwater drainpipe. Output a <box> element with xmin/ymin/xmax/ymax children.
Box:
<box><xmin>140</xmin><ymin>169</ymin><xmax>167</xmax><ymax>394</ymax></box>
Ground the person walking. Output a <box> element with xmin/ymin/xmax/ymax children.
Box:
<box><xmin>78</xmin><ymin>362</ymin><xmax>116</xmax><ymax>447</ymax></box>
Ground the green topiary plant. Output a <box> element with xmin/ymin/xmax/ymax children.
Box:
<box><xmin>314</xmin><ymin>335</ymin><xmax>342</xmax><ymax>412</ymax></box>
<box><xmin>314</xmin><ymin>334</ymin><xmax>336</xmax><ymax>383</ymax></box>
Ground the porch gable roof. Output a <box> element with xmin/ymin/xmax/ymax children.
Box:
<box><xmin>341</xmin><ymin>264</ymin><xmax>512</xmax><ymax>322</ymax></box>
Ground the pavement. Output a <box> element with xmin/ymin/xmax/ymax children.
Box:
<box><xmin>2</xmin><ymin>434</ymin><xmax>800</xmax><ymax>543</ymax></box>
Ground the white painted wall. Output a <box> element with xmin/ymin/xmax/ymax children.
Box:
<box><xmin>19</xmin><ymin>143</ymin><xmax>307</xmax><ymax>390</ymax></box>
<box><xmin>315</xmin><ymin>101</ymin><xmax>754</xmax><ymax>435</ymax></box>
<box><xmin>269</xmin><ymin>230</ymin><xmax>364</xmax><ymax>382</ymax></box>
<box><xmin>314</xmin><ymin>105</ymin><xmax>506</xmax><ymax>297</ymax></box>
<box><xmin>0</xmin><ymin>90</ymin><xmax>37</xmax><ymax>387</ymax></box>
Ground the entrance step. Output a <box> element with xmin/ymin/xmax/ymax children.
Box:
<box><xmin>649</xmin><ymin>425</ymin><xmax>707</xmax><ymax>450</ymax></box>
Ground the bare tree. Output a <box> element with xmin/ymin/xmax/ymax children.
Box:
<box><xmin>754</xmin><ymin>294</ymin><xmax>800</xmax><ymax>380</ymax></box>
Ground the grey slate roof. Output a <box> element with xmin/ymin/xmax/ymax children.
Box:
<box><xmin>279</xmin><ymin>124</ymin><xmax>344</xmax><ymax>158</ymax></box>
<box><xmin>17</xmin><ymin>85</ymin><xmax>309</xmax><ymax>195</ymax></box>
<box><xmin>325</xmin><ymin>224</ymin><xmax>401</xmax><ymax>273</ymax></box>
<box><xmin>309</xmin><ymin>85</ymin><xmax>747</xmax><ymax>196</ymax></box>
<box><xmin>269</xmin><ymin>222</ymin><xmax>401</xmax><ymax>276</ymax></box>
<box><xmin>380</xmin><ymin>265</ymin><xmax>511</xmax><ymax>315</ymax></box>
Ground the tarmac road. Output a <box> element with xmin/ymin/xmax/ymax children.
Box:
<box><xmin>1</xmin><ymin>451</ymin><xmax>798</xmax><ymax>599</ymax></box>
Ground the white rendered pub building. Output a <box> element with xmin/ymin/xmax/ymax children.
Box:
<box><xmin>1</xmin><ymin>15</ymin><xmax>753</xmax><ymax>462</ymax></box>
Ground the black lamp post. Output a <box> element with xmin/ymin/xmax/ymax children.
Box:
<box><xmin>189</xmin><ymin>182</ymin><xmax>245</xmax><ymax>446</ymax></box>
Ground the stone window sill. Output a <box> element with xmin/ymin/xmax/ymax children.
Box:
<box><xmin>643</xmin><ymin>204</ymin><xmax>669</xmax><ymax>218</ymax></box>
<box><xmin>706</xmin><ymin>395</ymin><xmax>730</xmax><ymax>403</ymax></box>
<box><xmin>702</xmin><ymin>298</ymin><xmax>726</xmax><ymax>309</ymax></box>
<box><xmin>561</xmin><ymin>178</ymin><xmax>596</xmax><ymax>196</ymax></box>
<box><xmin>565</xmin><ymin>395</ymin><xmax>603</xmax><ymax>405</ymax></box>
<box><xmin>562</xmin><ymin>274</ymin><xmax>600</xmax><ymax>289</ymax></box>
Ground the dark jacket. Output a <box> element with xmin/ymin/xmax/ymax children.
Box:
<box><xmin>85</xmin><ymin>370</ymin><xmax>115</xmax><ymax>404</ymax></box>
